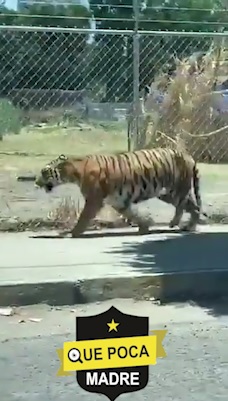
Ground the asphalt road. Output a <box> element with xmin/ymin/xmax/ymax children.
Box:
<box><xmin>0</xmin><ymin>299</ymin><xmax>228</xmax><ymax>401</ymax></box>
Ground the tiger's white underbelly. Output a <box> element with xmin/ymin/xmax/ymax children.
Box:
<box><xmin>105</xmin><ymin>183</ymin><xmax>165</xmax><ymax>209</ymax></box>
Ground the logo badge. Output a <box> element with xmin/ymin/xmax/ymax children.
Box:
<box><xmin>76</xmin><ymin>306</ymin><xmax>149</xmax><ymax>400</ymax></box>
<box><xmin>57</xmin><ymin>306</ymin><xmax>167</xmax><ymax>401</ymax></box>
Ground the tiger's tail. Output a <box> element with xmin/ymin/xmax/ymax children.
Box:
<box><xmin>193</xmin><ymin>163</ymin><xmax>208</xmax><ymax>218</ymax></box>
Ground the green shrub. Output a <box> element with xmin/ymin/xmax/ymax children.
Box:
<box><xmin>0</xmin><ymin>98</ymin><xmax>22</xmax><ymax>137</ymax></box>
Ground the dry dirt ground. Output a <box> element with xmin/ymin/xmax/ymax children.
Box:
<box><xmin>0</xmin><ymin>125</ymin><xmax>228</xmax><ymax>231</ymax></box>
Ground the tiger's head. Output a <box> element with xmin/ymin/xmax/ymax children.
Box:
<box><xmin>35</xmin><ymin>154</ymin><xmax>74</xmax><ymax>193</ymax></box>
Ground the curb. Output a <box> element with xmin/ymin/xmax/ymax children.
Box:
<box><xmin>1</xmin><ymin>269</ymin><xmax>228</xmax><ymax>306</ymax></box>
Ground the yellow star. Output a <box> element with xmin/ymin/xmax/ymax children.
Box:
<box><xmin>107</xmin><ymin>319</ymin><xmax>120</xmax><ymax>332</ymax></box>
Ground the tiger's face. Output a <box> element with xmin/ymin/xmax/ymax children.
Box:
<box><xmin>35</xmin><ymin>166</ymin><xmax>59</xmax><ymax>192</ymax></box>
<box><xmin>35</xmin><ymin>155</ymin><xmax>69</xmax><ymax>193</ymax></box>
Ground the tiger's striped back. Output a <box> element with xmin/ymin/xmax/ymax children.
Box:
<box><xmin>79</xmin><ymin>148</ymin><xmax>196</xmax><ymax>206</ymax></box>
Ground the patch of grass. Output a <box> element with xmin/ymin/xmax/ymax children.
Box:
<box><xmin>0</xmin><ymin>122</ymin><xmax>127</xmax><ymax>173</ymax></box>
<box><xmin>0</xmin><ymin>125</ymin><xmax>126</xmax><ymax>155</ymax></box>
<box><xmin>0</xmin><ymin>99</ymin><xmax>22</xmax><ymax>137</ymax></box>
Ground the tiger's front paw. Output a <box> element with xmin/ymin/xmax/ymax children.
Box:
<box><xmin>71</xmin><ymin>231</ymin><xmax>82</xmax><ymax>238</ymax></box>
<box><xmin>71</xmin><ymin>226</ymin><xmax>84</xmax><ymax>238</ymax></box>
<box><xmin>180</xmin><ymin>222</ymin><xmax>197</xmax><ymax>232</ymax></box>
<box><xmin>138</xmin><ymin>225</ymin><xmax>150</xmax><ymax>235</ymax></box>
<box><xmin>169</xmin><ymin>218</ymin><xmax>180</xmax><ymax>228</ymax></box>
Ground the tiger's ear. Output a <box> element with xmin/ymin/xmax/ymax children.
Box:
<box><xmin>59</xmin><ymin>154</ymin><xmax>68</xmax><ymax>161</ymax></box>
<box><xmin>41</xmin><ymin>166</ymin><xmax>50</xmax><ymax>173</ymax></box>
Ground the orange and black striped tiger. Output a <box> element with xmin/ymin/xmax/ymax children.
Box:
<box><xmin>35</xmin><ymin>148</ymin><xmax>206</xmax><ymax>238</ymax></box>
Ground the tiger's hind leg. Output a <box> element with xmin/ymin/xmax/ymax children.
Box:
<box><xmin>158</xmin><ymin>193</ymin><xmax>185</xmax><ymax>228</ymax></box>
<box><xmin>182</xmin><ymin>161</ymin><xmax>206</xmax><ymax>232</ymax></box>
<box><xmin>169</xmin><ymin>212</ymin><xmax>183</xmax><ymax>228</ymax></box>
<box><xmin>159</xmin><ymin>192</ymin><xmax>207</xmax><ymax>229</ymax></box>
<box><xmin>169</xmin><ymin>195</ymin><xmax>199</xmax><ymax>232</ymax></box>
<box><xmin>159</xmin><ymin>184</ymin><xmax>197</xmax><ymax>231</ymax></box>
<box><xmin>71</xmin><ymin>191</ymin><xmax>104</xmax><ymax>238</ymax></box>
<box><xmin>170</xmin><ymin>193</ymin><xmax>200</xmax><ymax>232</ymax></box>
<box><xmin>180</xmin><ymin>197</ymin><xmax>200</xmax><ymax>232</ymax></box>
<box><xmin>169</xmin><ymin>203</ymin><xmax>185</xmax><ymax>229</ymax></box>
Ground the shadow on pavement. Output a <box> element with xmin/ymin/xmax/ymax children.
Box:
<box><xmin>30</xmin><ymin>227</ymin><xmax>181</xmax><ymax>239</ymax></box>
<box><xmin>107</xmin><ymin>231</ymin><xmax>228</xmax><ymax>317</ymax></box>
<box><xmin>196</xmin><ymin>298</ymin><xmax>228</xmax><ymax>318</ymax></box>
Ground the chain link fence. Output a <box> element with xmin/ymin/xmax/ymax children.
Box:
<box><xmin>0</xmin><ymin>26</ymin><xmax>227</xmax><ymax>161</ymax></box>
<box><xmin>0</xmin><ymin>25</ymin><xmax>228</xmax><ymax>228</ymax></box>
<box><xmin>0</xmin><ymin>27</ymin><xmax>133</xmax><ymax>133</ymax></box>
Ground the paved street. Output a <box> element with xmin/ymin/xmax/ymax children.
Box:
<box><xmin>0</xmin><ymin>299</ymin><xmax>228</xmax><ymax>401</ymax></box>
<box><xmin>1</xmin><ymin>226</ymin><xmax>228</xmax><ymax>306</ymax></box>
<box><xmin>1</xmin><ymin>225</ymin><xmax>228</xmax><ymax>285</ymax></box>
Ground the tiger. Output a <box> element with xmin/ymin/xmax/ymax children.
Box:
<box><xmin>35</xmin><ymin>148</ymin><xmax>206</xmax><ymax>238</ymax></box>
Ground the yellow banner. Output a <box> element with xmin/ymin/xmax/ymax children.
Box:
<box><xmin>57</xmin><ymin>330</ymin><xmax>167</xmax><ymax>376</ymax></box>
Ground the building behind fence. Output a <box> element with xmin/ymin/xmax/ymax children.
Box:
<box><xmin>0</xmin><ymin>23</ymin><xmax>227</xmax><ymax>161</ymax></box>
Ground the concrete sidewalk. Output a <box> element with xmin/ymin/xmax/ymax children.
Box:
<box><xmin>1</xmin><ymin>225</ymin><xmax>228</xmax><ymax>306</ymax></box>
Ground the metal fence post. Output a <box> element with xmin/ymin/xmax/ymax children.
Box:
<box><xmin>133</xmin><ymin>0</ymin><xmax>140</xmax><ymax>150</ymax></box>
